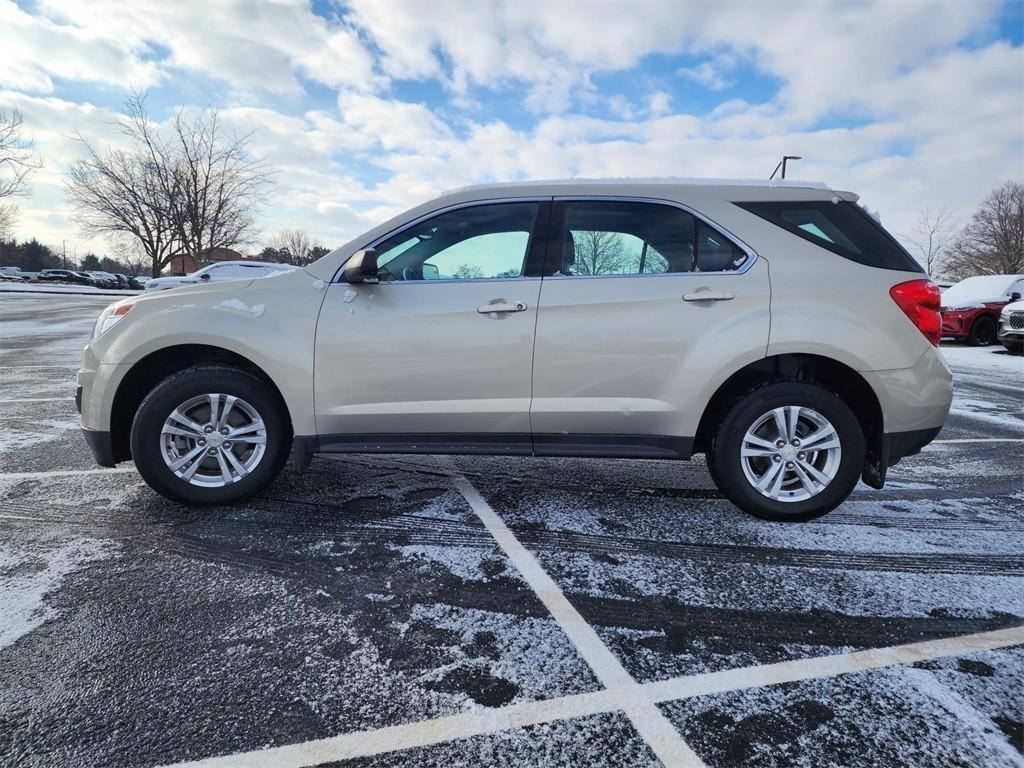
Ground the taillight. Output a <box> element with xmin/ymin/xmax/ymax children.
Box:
<box><xmin>889</xmin><ymin>279</ymin><xmax>941</xmax><ymax>346</ymax></box>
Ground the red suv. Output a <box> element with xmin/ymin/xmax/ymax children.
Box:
<box><xmin>941</xmin><ymin>275</ymin><xmax>1024</xmax><ymax>345</ymax></box>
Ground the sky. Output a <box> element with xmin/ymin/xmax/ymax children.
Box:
<box><xmin>0</xmin><ymin>0</ymin><xmax>1022</xmax><ymax>259</ymax></box>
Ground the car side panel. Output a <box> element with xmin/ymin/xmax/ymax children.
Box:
<box><xmin>530</xmin><ymin>258</ymin><xmax>771</xmax><ymax>439</ymax></box>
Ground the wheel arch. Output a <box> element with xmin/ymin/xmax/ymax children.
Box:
<box><xmin>109</xmin><ymin>344</ymin><xmax>293</xmax><ymax>463</ymax></box>
<box><xmin>694</xmin><ymin>353</ymin><xmax>885</xmax><ymax>487</ymax></box>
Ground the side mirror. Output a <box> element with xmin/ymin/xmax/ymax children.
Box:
<box><xmin>342</xmin><ymin>248</ymin><xmax>378</xmax><ymax>284</ymax></box>
<box><xmin>1011</xmin><ymin>292</ymin><xmax>1022</xmax><ymax>302</ymax></box>
<box><xmin>199</xmin><ymin>273</ymin><xmax>211</xmax><ymax>280</ymax></box>
<box><xmin>422</xmin><ymin>263</ymin><xmax>440</xmax><ymax>280</ymax></box>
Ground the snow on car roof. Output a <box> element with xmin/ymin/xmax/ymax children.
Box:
<box><xmin>941</xmin><ymin>275</ymin><xmax>1024</xmax><ymax>306</ymax></box>
<box><xmin>444</xmin><ymin>177</ymin><xmax>832</xmax><ymax>194</ymax></box>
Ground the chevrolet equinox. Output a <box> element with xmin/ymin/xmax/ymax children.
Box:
<box><xmin>77</xmin><ymin>179</ymin><xmax>952</xmax><ymax>521</ymax></box>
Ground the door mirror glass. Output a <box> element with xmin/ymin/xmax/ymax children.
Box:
<box><xmin>341</xmin><ymin>248</ymin><xmax>379</xmax><ymax>284</ymax></box>
<box><xmin>1011</xmin><ymin>292</ymin><xmax>1022</xmax><ymax>302</ymax></box>
<box><xmin>422</xmin><ymin>263</ymin><xmax>440</xmax><ymax>280</ymax></box>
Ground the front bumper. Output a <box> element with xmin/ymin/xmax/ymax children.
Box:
<box><xmin>82</xmin><ymin>427</ymin><xmax>117</xmax><ymax>467</ymax></box>
<box><xmin>76</xmin><ymin>383</ymin><xmax>117</xmax><ymax>467</ymax></box>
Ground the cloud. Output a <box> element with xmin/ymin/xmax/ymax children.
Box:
<box><xmin>19</xmin><ymin>0</ymin><xmax>381</xmax><ymax>96</ymax></box>
<box><xmin>0</xmin><ymin>0</ymin><xmax>1019</xmax><ymax>264</ymax></box>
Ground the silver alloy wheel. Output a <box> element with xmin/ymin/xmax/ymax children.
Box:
<box><xmin>739</xmin><ymin>405</ymin><xmax>842</xmax><ymax>503</ymax></box>
<box><xmin>159</xmin><ymin>393</ymin><xmax>267</xmax><ymax>488</ymax></box>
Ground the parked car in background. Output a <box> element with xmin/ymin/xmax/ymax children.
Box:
<box><xmin>940</xmin><ymin>275</ymin><xmax>1024</xmax><ymax>345</ymax></box>
<box><xmin>0</xmin><ymin>271</ymin><xmax>28</xmax><ymax>283</ymax></box>
<box><xmin>998</xmin><ymin>299</ymin><xmax>1024</xmax><ymax>354</ymax></box>
<box><xmin>144</xmin><ymin>261</ymin><xmax>297</xmax><ymax>292</ymax></box>
<box><xmin>112</xmin><ymin>273</ymin><xmax>143</xmax><ymax>290</ymax></box>
<box><xmin>38</xmin><ymin>269</ymin><xmax>94</xmax><ymax>286</ymax></box>
<box><xmin>1</xmin><ymin>266</ymin><xmax>28</xmax><ymax>279</ymax></box>
<box><xmin>85</xmin><ymin>271</ymin><xmax>120</xmax><ymax>288</ymax></box>
<box><xmin>79</xmin><ymin>179</ymin><xmax>951</xmax><ymax>522</ymax></box>
<box><xmin>934</xmin><ymin>280</ymin><xmax>954</xmax><ymax>291</ymax></box>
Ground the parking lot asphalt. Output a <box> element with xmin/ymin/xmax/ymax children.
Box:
<box><xmin>1</xmin><ymin>293</ymin><xmax>1022</xmax><ymax>768</ymax></box>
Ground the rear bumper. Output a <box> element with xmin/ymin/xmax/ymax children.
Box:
<box><xmin>884</xmin><ymin>425</ymin><xmax>942</xmax><ymax>466</ymax></box>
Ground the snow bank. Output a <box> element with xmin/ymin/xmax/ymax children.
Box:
<box><xmin>0</xmin><ymin>283</ymin><xmax>140</xmax><ymax>296</ymax></box>
<box><xmin>941</xmin><ymin>275</ymin><xmax>1023</xmax><ymax>307</ymax></box>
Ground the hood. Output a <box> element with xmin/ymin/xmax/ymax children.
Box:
<box><xmin>941</xmin><ymin>275</ymin><xmax>1022</xmax><ymax>308</ymax></box>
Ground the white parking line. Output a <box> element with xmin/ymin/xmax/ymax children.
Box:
<box><xmin>158</xmin><ymin>624</ymin><xmax>1024</xmax><ymax>768</ymax></box>
<box><xmin>932</xmin><ymin>438</ymin><xmax>1024</xmax><ymax>443</ymax></box>
<box><xmin>0</xmin><ymin>397</ymin><xmax>75</xmax><ymax>403</ymax></box>
<box><xmin>0</xmin><ymin>467</ymin><xmax>136</xmax><ymax>480</ymax></box>
<box><xmin>0</xmin><ymin>364</ymin><xmax>77</xmax><ymax>369</ymax></box>
<box><xmin>454</xmin><ymin>475</ymin><xmax>706</xmax><ymax>768</ymax></box>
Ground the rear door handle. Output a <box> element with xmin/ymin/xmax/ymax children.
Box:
<box><xmin>683</xmin><ymin>290</ymin><xmax>735</xmax><ymax>302</ymax></box>
<box><xmin>477</xmin><ymin>300</ymin><xmax>528</xmax><ymax>315</ymax></box>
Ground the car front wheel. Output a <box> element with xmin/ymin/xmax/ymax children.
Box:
<box><xmin>711</xmin><ymin>382</ymin><xmax>864</xmax><ymax>521</ymax></box>
<box><xmin>967</xmin><ymin>316</ymin><xmax>996</xmax><ymax>346</ymax></box>
<box><xmin>130</xmin><ymin>366</ymin><xmax>290</xmax><ymax>505</ymax></box>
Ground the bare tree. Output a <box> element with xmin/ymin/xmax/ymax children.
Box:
<box><xmin>572</xmin><ymin>230</ymin><xmax>626</xmax><ymax>275</ymax></box>
<box><xmin>270</xmin><ymin>228</ymin><xmax>314</xmax><ymax>265</ymax></box>
<box><xmin>65</xmin><ymin>94</ymin><xmax>271</xmax><ymax>277</ymax></box>
<box><xmin>903</xmin><ymin>205</ymin><xmax>958</xmax><ymax>277</ymax></box>
<box><xmin>943</xmin><ymin>181</ymin><xmax>1024</xmax><ymax>280</ymax></box>
<box><xmin>0</xmin><ymin>108</ymin><xmax>41</xmax><ymax>239</ymax></box>
<box><xmin>107</xmin><ymin>234</ymin><xmax>150</xmax><ymax>276</ymax></box>
<box><xmin>0</xmin><ymin>202</ymin><xmax>16</xmax><ymax>240</ymax></box>
<box><xmin>166</xmin><ymin>108</ymin><xmax>271</xmax><ymax>266</ymax></box>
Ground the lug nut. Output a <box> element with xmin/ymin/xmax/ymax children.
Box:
<box><xmin>208</xmin><ymin>448</ymin><xmax>217</xmax><ymax>456</ymax></box>
<box><xmin>797</xmin><ymin>452</ymin><xmax>805</xmax><ymax>460</ymax></box>
<box><xmin>198</xmin><ymin>439</ymin><xmax>206</xmax><ymax>446</ymax></box>
<box><xmin>223</xmin><ymin>442</ymin><xmax>231</xmax><ymax>449</ymax></box>
<box><xmin>204</xmin><ymin>425</ymin><xmax>213</xmax><ymax>433</ymax></box>
<box><xmin>775</xmin><ymin>439</ymin><xmax>785</xmax><ymax>448</ymax></box>
<box><xmin>221</xmin><ymin>428</ymin><xmax>229</xmax><ymax>435</ymax></box>
<box><xmin>792</xmin><ymin>438</ymin><xmax>801</xmax><ymax>447</ymax></box>
<box><xmin>786</xmin><ymin>461</ymin><xmax>794</xmax><ymax>468</ymax></box>
<box><xmin>773</xmin><ymin>454</ymin><xmax>782</xmax><ymax>462</ymax></box>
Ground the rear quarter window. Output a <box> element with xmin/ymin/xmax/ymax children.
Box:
<box><xmin>736</xmin><ymin>200</ymin><xmax>923</xmax><ymax>272</ymax></box>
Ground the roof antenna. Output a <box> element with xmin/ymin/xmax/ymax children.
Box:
<box><xmin>769</xmin><ymin>155</ymin><xmax>802</xmax><ymax>180</ymax></box>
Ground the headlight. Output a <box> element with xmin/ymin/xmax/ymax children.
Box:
<box><xmin>93</xmin><ymin>301</ymin><xmax>135</xmax><ymax>339</ymax></box>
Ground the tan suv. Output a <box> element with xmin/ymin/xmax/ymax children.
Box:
<box><xmin>77</xmin><ymin>180</ymin><xmax>952</xmax><ymax>521</ymax></box>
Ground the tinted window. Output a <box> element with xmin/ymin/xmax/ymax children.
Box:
<box><xmin>374</xmin><ymin>202</ymin><xmax>539</xmax><ymax>281</ymax></box>
<box><xmin>737</xmin><ymin>200</ymin><xmax>922</xmax><ymax>272</ymax></box>
<box><xmin>554</xmin><ymin>201</ymin><xmax>747</xmax><ymax>276</ymax></box>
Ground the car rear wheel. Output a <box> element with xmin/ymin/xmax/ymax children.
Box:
<box><xmin>967</xmin><ymin>316</ymin><xmax>996</xmax><ymax>346</ymax></box>
<box><xmin>130</xmin><ymin>366</ymin><xmax>290</xmax><ymax>505</ymax></box>
<box><xmin>711</xmin><ymin>382</ymin><xmax>864</xmax><ymax>521</ymax></box>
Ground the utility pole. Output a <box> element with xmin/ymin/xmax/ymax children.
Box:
<box><xmin>62</xmin><ymin>240</ymin><xmax>67</xmax><ymax>269</ymax></box>
<box><xmin>770</xmin><ymin>155</ymin><xmax>802</xmax><ymax>180</ymax></box>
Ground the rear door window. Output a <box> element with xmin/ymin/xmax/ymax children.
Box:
<box><xmin>550</xmin><ymin>200</ymin><xmax>748</xmax><ymax>276</ymax></box>
<box><xmin>736</xmin><ymin>200</ymin><xmax>922</xmax><ymax>272</ymax></box>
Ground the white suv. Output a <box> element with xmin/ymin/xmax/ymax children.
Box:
<box><xmin>144</xmin><ymin>260</ymin><xmax>296</xmax><ymax>291</ymax></box>
<box><xmin>77</xmin><ymin>179</ymin><xmax>952</xmax><ymax>521</ymax></box>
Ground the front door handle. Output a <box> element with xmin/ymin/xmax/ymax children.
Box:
<box><xmin>477</xmin><ymin>300</ymin><xmax>528</xmax><ymax>315</ymax></box>
<box><xmin>683</xmin><ymin>290</ymin><xmax>735</xmax><ymax>302</ymax></box>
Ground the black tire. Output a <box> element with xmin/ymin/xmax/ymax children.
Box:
<box><xmin>703</xmin><ymin>451</ymin><xmax>721</xmax><ymax>488</ymax></box>
<box><xmin>711</xmin><ymin>382</ymin><xmax>865</xmax><ymax>522</ymax></box>
<box><xmin>130</xmin><ymin>366</ymin><xmax>290</xmax><ymax>505</ymax></box>
<box><xmin>967</xmin><ymin>316</ymin><xmax>997</xmax><ymax>346</ymax></box>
